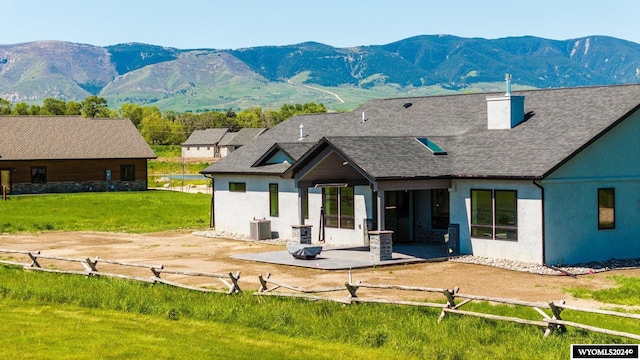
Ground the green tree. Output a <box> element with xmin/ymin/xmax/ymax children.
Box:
<box><xmin>0</xmin><ymin>98</ymin><xmax>12</xmax><ymax>115</ymax></box>
<box><xmin>28</xmin><ymin>105</ymin><xmax>42</xmax><ymax>115</ymax></box>
<box><xmin>12</xmin><ymin>102</ymin><xmax>29</xmax><ymax>115</ymax></box>
<box><xmin>279</xmin><ymin>102</ymin><xmax>326</xmax><ymax>120</ymax></box>
<box><xmin>140</xmin><ymin>112</ymin><xmax>171</xmax><ymax>145</ymax></box>
<box><xmin>164</xmin><ymin>110</ymin><xmax>177</xmax><ymax>123</ymax></box>
<box><xmin>142</xmin><ymin>106</ymin><xmax>162</xmax><ymax>118</ymax></box>
<box><xmin>167</xmin><ymin>121</ymin><xmax>187</xmax><ymax>145</ymax></box>
<box><xmin>80</xmin><ymin>96</ymin><xmax>109</xmax><ymax>118</ymax></box>
<box><xmin>264</xmin><ymin>109</ymin><xmax>284</xmax><ymax>128</ymax></box>
<box><xmin>65</xmin><ymin>101</ymin><xmax>82</xmax><ymax>115</ymax></box>
<box><xmin>120</xmin><ymin>103</ymin><xmax>144</xmax><ymax>127</ymax></box>
<box><xmin>43</xmin><ymin>98</ymin><xmax>67</xmax><ymax>115</ymax></box>
<box><xmin>236</xmin><ymin>107</ymin><xmax>265</xmax><ymax>128</ymax></box>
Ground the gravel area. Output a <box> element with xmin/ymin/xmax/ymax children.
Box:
<box><xmin>193</xmin><ymin>230</ymin><xmax>291</xmax><ymax>245</ymax></box>
<box><xmin>193</xmin><ymin>230</ymin><xmax>640</xmax><ymax>276</ymax></box>
<box><xmin>450</xmin><ymin>255</ymin><xmax>640</xmax><ymax>276</ymax></box>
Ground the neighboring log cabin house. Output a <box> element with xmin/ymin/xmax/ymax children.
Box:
<box><xmin>0</xmin><ymin>116</ymin><xmax>156</xmax><ymax>194</ymax></box>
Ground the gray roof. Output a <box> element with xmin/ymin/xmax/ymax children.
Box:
<box><xmin>0</xmin><ymin>116</ymin><xmax>156</xmax><ymax>160</ymax></box>
<box><xmin>182</xmin><ymin>128</ymin><xmax>229</xmax><ymax>146</ymax></box>
<box><xmin>219</xmin><ymin>128</ymin><xmax>267</xmax><ymax>147</ymax></box>
<box><xmin>202</xmin><ymin>84</ymin><xmax>640</xmax><ymax>179</ymax></box>
<box><xmin>218</xmin><ymin>131</ymin><xmax>237</xmax><ymax>146</ymax></box>
<box><xmin>298</xmin><ymin>136</ymin><xmax>454</xmax><ymax>180</ymax></box>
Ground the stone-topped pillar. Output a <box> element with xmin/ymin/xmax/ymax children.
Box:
<box><xmin>369</xmin><ymin>230</ymin><xmax>393</xmax><ymax>261</ymax></box>
<box><xmin>291</xmin><ymin>225</ymin><xmax>313</xmax><ymax>244</ymax></box>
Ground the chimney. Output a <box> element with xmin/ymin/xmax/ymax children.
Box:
<box><xmin>486</xmin><ymin>73</ymin><xmax>525</xmax><ymax>129</ymax></box>
<box><xmin>298</xmin><ymin>124</ymin><xmax>304</xmax><ymax>140</ymax></box>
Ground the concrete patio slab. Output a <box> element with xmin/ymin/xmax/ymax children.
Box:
<box><xmin>231</xmin><ymin>244</ymin><xmax>452</xmax><ymax>270</ymax></box>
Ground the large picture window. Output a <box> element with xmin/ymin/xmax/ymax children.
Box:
<box><xmin>269</xmin><ymin>183</ymin><xmax>279</xmax><ymax>217</ymax></box>
<box><xmin>31</xmin><ymin>167</ymin><xmax>47</xmax><ymax>184</ymax></box>
<box><xmin>598</xmin><ymin>188</ymin><xmax>615</xmax><ymax>230</ymax></box>
<box><xmin>323</xmin><ymin>187</ymin><xmax>354</xmax><ymax>229</ymax></box>
<box><xmin>471</xmin><ymin>189</ymin><xmax>517</xmax><ymax>241</ymax></box>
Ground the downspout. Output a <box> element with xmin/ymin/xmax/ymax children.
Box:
<box><xmin>533</xmin><ymin>179</ymin><xmax>545</xmax><ymax>265</ymax></box>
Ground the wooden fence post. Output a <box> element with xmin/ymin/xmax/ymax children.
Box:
<box><xmin>28</xmin><ymin>252</ymin><xmax>41</xmax><ymax>268</ymax></box>
<box><xmin>258</xmin><ymin>273</ymin><xmax>270</xmax><ymax>293</ymax></box>
<box><xmin>345</xmin><ymin>282</ymin><xmax>359</xmax><ymax>298</ymax></box>
<box><xmin>438</xmin><ymin>287</ymin><xmax>459</xmax><ymax>323</ymax></box>
<box><xmin>544</xmin><ymin>301</ymin><xmax>567</xmax><ymax>337</ymax></box>
<box><xmin>220</xmin><ymin>271</ymin><xmax>242</xmax><ymax>295</ymax></box>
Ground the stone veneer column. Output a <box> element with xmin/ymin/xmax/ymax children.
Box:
<box><xmin>291</xmin><ymin>225</ymin><xmax>313</xmax><ymax>244</ymax></box>
<box><xmin>369</xmin><ymin>230</ymin><xmax>393</xmax><ymax>261</ymax></box>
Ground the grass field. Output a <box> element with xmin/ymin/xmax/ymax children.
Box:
<box><xmin>1</xmin><ymin>190</ymin><xmax>639</xmax><ymax>359</ymax></box>
<box><xmin>1</xmin><ymin>265</ymin><xmax>638</xmax><ymax>359</ymax></box>
<box><xmin>0</xmin><ymin>191</ymin><xmax>210</xmax><ymax>233</ymax></box>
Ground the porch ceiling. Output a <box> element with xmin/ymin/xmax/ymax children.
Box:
<box><xmin>296</xmin><ymin>150</ymin><xmax>371</xmax><ymax>186</ymax></box>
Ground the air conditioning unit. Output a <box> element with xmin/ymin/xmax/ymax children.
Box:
<box><xmin>250</xmin><ymin>219</ymin><xmax>271</xmax><ymax>240</ymax></box>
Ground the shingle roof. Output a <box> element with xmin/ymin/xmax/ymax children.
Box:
<box><xmin>182</xmin><ymin>128</ymin><xmax>229</xmax><ymax>146</ymax></box>
<box><xmin>218</xmin><ymin>131</ymin><xmax>237</xmax><ymax>146</ymax></box>
<box><xmin>0</xmin><ymin>116</ymin><xmax>156</xmax><ymax>160</ymax></box>
<box><xmin>202</xmin><ymin>84</ymin><xmax>640</xmax><ymax>179</ymax></box>
<box><xmin>322</xmin><ymin>136</ymin><xmax>454</xmax><ymax>180</ymax></box>
<box><xmin>219</xmin><ymin>128</ymin><xmax>266</xmax><ymax>147</ymax></box>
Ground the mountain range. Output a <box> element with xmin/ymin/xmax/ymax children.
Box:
<box><xmin>1</xmin><ymin>35</ymin><xmax>639</xmax><ymax>112</ymax></box>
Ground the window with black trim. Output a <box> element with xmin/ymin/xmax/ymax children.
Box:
<box><xmin>121</xmin><ymin>165</ymin><xmax>135</xmax><ymax>181</ymax></box>
<box><xmin>31</xmin><ymin>167</ymin><xmax>47</xmax><ymax>184</ymax></box>
<box><xmin>323</xmin><ymin>187</ymin><xmax>355</xmax><ymax>229</ymax></box>
<box><xmin>269</xmin><ymin>183</ymin><xmax>279</xmax><ymax>217</ymax></box>
<box><xmin>471</xmin><ymin>189</ymin><xmax>517</xmax><ymax>241</ymax></box>
<box><xmin>229</xmin><ymin>182</ymin><xmax>246</xmax><ymax>192</ymax></box>
<box><xmin>598</xmin><ymin>188</ymin><xmax>615</xmax><ymax>230</ymax></box>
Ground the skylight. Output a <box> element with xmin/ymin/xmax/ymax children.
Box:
<box><xmin>416</xmin><ymin>137</ymin><xmax>447</xmax><ymax>155</ymax></box>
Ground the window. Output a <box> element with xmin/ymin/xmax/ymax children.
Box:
<box><xmin>323</xmin><ymin>187</ymin><xmax>354</xmax><ymax>229</ymax></box>
<box><xmin>121</xmin><ymin>165</ymin><xmax>135</xmax><ymax>181</ymax></box>
<box><xmin>416</xmin><ymin>137</ymin><xmax>447</xmax><ymax>155</ymax></box>
<box><xmin>269</xmin><ymin>183</ymin><xmax>279</xmax><ymax>217</ymax></box>
<box><xmin>431</xmin><ymin>189</ymin><xmax>450</xmax><ymax>230</ymax></box>
<box><xmin>598</xmin><ymin>188</ymin><xmax>615</xmax><ymax>230</ymax></box>
<box><xmin>229</xmin><ymin>182</ymin><xmax>246</xmax><ymax>192</ymax></box>
<box><xmin>31</xmin><ymin>167</ymin><xmax>47</xmax><ymax>183</ymax></box>
<box><xmin>471</xmin><ymin>189</ymin><xmax>518</xmax><ymax>241</ymax></box>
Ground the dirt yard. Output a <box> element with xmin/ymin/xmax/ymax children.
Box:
<box><xmin>1</xmin><ymin>230</ymin><xmax>639</xmax><ymax>309</ymax></box>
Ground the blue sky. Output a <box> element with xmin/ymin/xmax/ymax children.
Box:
<box><xmin>2</xmin><ymin>0</ymin><xmax>639</xmax><ymax>49</ymax></box>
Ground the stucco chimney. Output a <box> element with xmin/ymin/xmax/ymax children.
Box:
<box><xmin>486</xmin><ymin>73</ymin><xmax>525</xmax><ymax>129</ymax></box>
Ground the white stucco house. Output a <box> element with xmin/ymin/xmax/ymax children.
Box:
<box><xmin>181</xmin><ymin>128</ymin><xmax>229</xmax><ymax>158</ymax></box>
<box><xmin>202</xmin><ymin>83</ymin><xmax>640</xmax><ymax>266</ymax></box>
<box><xmin>218</xmin><ymin>127</ymin><xmax>267</xmax><ymax>157</ymax></box>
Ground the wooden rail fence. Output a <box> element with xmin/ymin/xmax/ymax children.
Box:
<box><xmin>257</xmin><ymin>272</ymin><xmax>640</xmax><ymax>341</ymax></box>
<box><xmin>0</xmin><ymin>248</ymin><xmax>241</xmax><ymax>294</ymax></box>
<box><xmin>2</xmin><ymin>248</ymin><xmax>639</xmax><ymax>341</ymax></box>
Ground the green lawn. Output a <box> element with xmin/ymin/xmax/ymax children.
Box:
<box><xmin>567</xmin><ymin>275</ymin><xmax>640</xmax><ymax>307</ymax></box>
<box><xmin>0</xmin><ymin>191</ymin><xmax>210</xmax><ymax>233</ymax></box>
<box><xmin>1</xmin><ymin>190</ymin><xmax>639</xmax><ymax>359</ymax></box>
<box><xmin>1</xmin><ymin>300</ymin><xmax>402</xmax><ymax>360</ymax></box>
<box><xmin>1</xmin><ymin>265</ymin><xmax>638</xmax><ymax>360</ymax></box>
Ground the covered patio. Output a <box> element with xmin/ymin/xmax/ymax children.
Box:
<box><xmin>232</xmin><ymin>243</ymin><xmax>452</xmax><ymax>270</ymax></box>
